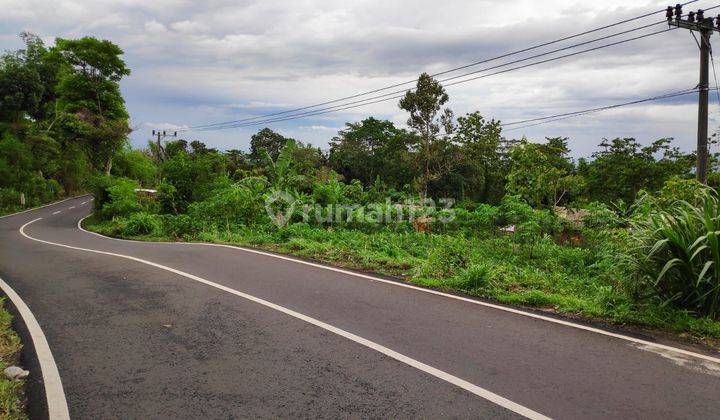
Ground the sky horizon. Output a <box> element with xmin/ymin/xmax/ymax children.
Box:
<box><xmin>2</xmin><ymin>0</ymin><xmax>718</xmax><ymax>158</ymax></box>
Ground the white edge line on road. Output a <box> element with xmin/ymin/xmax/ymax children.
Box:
<box><xmin>22</xmin><ymin>217</ymin><xmax>549</xmax><ymax>420</ymax></box>
<box><xmin>76</xmin><ymin>215</ymin><xmax>720</xmax><ymax>365</ymax></box>
<box><xmin>0</xmin><ymin>273</ymin><xmax>70</xmax><ymax>420</ymax></box>
<box><xmin>0</xmin><ymin>195</ymin><xmax>85</xmax><ymax>220</ymax></box>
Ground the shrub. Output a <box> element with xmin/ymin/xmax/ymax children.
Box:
<box><xmin>633</xmin><ymin>190</ymin><xmax>720</xmax><ymax>319</ymax></box>
<box><xmin>655</xmin><ymin>177</ymin><xmax>706</xmax><ymax>208</ymax></box>
<box><xmin>0</xmin><ymin>188</ymin><xmax>21</xmax><ymax>212</ymax></box>
<box><xmin>161</xmin><ymin>214</ymin><xmax>202</xmax><ymax>239</ymax></box>
<box><xmin>452</xmin><ymin>263</ymin><xmax>492</xmax><ymax>290</ymax></box>
<box><xmin>416</xmin><ymin>238</ymin><xmax>471</xmax><ymax>278</ymax></box>
<box><xmin>582</xmin><ymin>202</ymin><xmax>623</xmax><ymax>229</ymax></box>
<box><xmin>189</xmin><ymin>184</ymin><xmax>267</xmax><ymax>231</ymax></box>
<box><xmin>91</xmin><ymin>175</ymin><xmax>140</xmax><ymax>219</ymax></box>
<box><xmin>121</xmin><ymin>212</ymin><xmax>161</xmax><ymax>236</ymax></box>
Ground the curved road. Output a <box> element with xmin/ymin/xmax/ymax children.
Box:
<box><xmin>1</xmin><ymin>196</ymin><xmax>719</xmax><ymax>419</ymax></box>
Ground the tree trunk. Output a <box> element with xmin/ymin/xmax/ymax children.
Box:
<box><xmin>104</xmin><ymin>155</ymin><xmax>113</xmax><ymax>175</ymax></box>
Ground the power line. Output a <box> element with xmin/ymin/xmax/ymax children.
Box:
<box><xmin>177</xmin><ymin>1</ymin><xmax>700</xmax><ymax>131</ymax></box>
<box><xmin>710</xmin><ymin>49</ymin><xmax>720</xmax><ymax>107</ymax></box>
<box><xmin>501</xmin><ymin>88</ymin><xmax>700</xmax><ymax>131</ymax></box>
<box><xmin>191</xmin><ymin>27</ymin><xmax>676</xmax><ymax>131</ymax></box>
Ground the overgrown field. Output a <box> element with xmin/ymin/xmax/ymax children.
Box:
<box><xmin>86</xmin><ymin>175</ymin><xmax>720</xmax><ymax>342</ymax></box>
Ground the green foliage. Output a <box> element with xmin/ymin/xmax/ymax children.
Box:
<box><xmin>632</xmin><ymin>190</ymin><xmax>720</xmax><ymax>319</ymax></box>
<box><xmin>160</xmin><ymin>214</ymin><xmax>203</xmax><ymax>239</ymax></box>
<box><xmin>0</xmin><ymin>298</ymin><xmax>26</xmax><ymax>420</ymax></box>
<box><xmin>582</xmin><ymin>202</ymin><xmax>624</xmax><ymax>229</ymax></box>
<box><xmin>250</xmin><ymin>128</ymin><xmax>293</xmax><ymax>162</ymax></box>
<box><xmin>0</xmin><ymin>32</ymin><xmax>139</xmax><ymax>212</ymax></box>
<box><xmin>121</xmin><ymin>212</ymin><xmax>161</xmax><ymax>236</ymax></box>
<box><xmin>111</xmin><ymin>147</ymin><xmax>157</xmax><ymax>186</ymax></box>
<box><xmin>655</xmin><ymin>177</ymin><xmax>706</xmax><ymax>208</ymax></box>
<box><xmin>91</xmin><ymin>175</ymin><xmax>140</xmax><ymax>218</ymax></box>
<box><xmin>329</xmin><ymin>118</ymin><xmax>417</xmax><ymax>190</ymax></box>
<box><xmin>506</xmin><ymin>138</ymin><xmax>579</xmax><ymax>207</ymax></box>
<box><xmin>158</xmin><ymin>149</ymin><xmax>229</xmax><ymax>213</ymax></box>
<box><xmin>451</xmin><ymin>263</ymin><xmax>492</xmax><ymax>290</ymax></box>
<box><xmin>189</xmin><ymin>183</ymin><xmax>268</xmax><ymax>231</ymax></box>
<box><xmin>578</xmin><ymin>138</ymin><xmax>693</xmax><ymax>204</ymax></box>
<box><xmin>399</xmin><ymin>72</ymin><xmax>452</xmax><ymax>199</ymax></box>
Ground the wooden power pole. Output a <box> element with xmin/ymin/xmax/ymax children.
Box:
<box><xmin>667</xmin><ymin>5</ymin><xmax>719</xmax><ymax>184</ymax></box>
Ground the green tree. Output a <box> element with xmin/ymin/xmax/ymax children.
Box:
<box><xmin>250</xmin><ymin>128</ymin><xmax>293</xmax><ymax>162</ymax></box>
<box><xmin>328</xmin><ymin>117</ymin><xmax>416</xmax><ymax>189</ymax></box>
<box><xmin>506</xmin><ymin>138</ymin><xmax>581</xmax><ymax>207</ymax></box>
<box><xmin>111</xmin><ymin>147</ymin><xmax>158</xmax><ymax>187</ymax></box>
<box><xmin>578</xmin><ymin>138</ymin><xmax>693</xmax><ymax>203</ymax></box>
<box><xmin>452</xmin><ymin>112</ymin><xmax>505</xmax><ymax>203</ymax></box>
<box><xmin>399</xmin><ymin>73</ymin><xmax>453</xmax><ymax>200</ymax></box>
<box><xmin>0</xmin><ymin>51</ymin><xmax>43</xmax><ymax>122</ymax></box>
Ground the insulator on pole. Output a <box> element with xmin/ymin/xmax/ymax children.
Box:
<box><xmin>716</xmin><ymin>14</ymin><xmax>720</xmax><ymax>28</ymax></box>
<box><xmin>163</xmin><ymin>130</ymin><xmax>166</xmax><ymax>136</ymax></box>
<box><xmin>688</xmin><ymin>11</ymin><xmax>696</xmax><ymax>22</ymax></box>
<box><xmin>152</xmin><ymin>130</ymin><xmax>155</xmax><ymax>135</ymax></box>
<box><xmin>666</xmin><ymin>6</ymin><xmax>674</xmax><ymax>21</ymax></box>
<box><xmin>697</xmin><ymin>9</ymin><xmax>705</xmax><ymax>21</ymax></box>
<box><xmin>675</xmin><ymin>3</ymin><xmax>683</xmax><ymax>19</ymax></box>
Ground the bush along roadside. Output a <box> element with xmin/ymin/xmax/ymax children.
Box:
<box><xmin>84</xmin><ymin>174</ymin><xmax>720</xmax><ymax>345</ymax></box>
<box><xmin>0</xmin><ymin>298</ymin><xmax>27</xmax><ymax>419</ymax></box>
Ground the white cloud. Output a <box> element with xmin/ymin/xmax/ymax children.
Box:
<box><xmin>144</xmin><ymin>19</ymin><xmax>166</xmax><ymax>34</ymax></box>
<box><xmin>299</xmin><ymin>125</ymin><xmax>342</xmax><ymax>132</ymax></box>
<box><xmin>0</xmin><ymin>0</ymin><xmax>709</xmax><ymax>154</ymax></box>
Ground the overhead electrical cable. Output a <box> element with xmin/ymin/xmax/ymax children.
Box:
<box><xmin>502</xmin><ymin>88</ymin><xmax>702</xmax><ymax>131</ymax></box>
<box><xmin>191</xmin><ymin>27</ymin><xmax>677</xmax><ymax>131</ymax></box>
<box><xmin>175</xmin><ymin>1</ymin><xmax>700</xmax><ymax>132</ymax></box>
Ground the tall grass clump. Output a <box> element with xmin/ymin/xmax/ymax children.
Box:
<box><xmin>634</xmin><ymin>189</ymin><xmax>720</xmax><ymax>319</ymax></box>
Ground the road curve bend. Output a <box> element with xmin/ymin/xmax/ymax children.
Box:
<box><xmin>1</xmin><ymin>196</ymin><xmax>719</xmax><ymax>419</ymax></box>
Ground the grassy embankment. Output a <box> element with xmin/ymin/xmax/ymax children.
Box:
<box><xmin>85</xmin><ymin>214</ymin><xmax>720</xmax><ymax>346</ymax></box>
<box><xmin>0</xmin><ymin>300</ymin><xmax>26</xmax><ymax>419</ymax></box>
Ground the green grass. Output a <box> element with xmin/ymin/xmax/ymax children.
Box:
<box><xmin>84</xmin><ymin>215</ymin><xmax>720</xmax><ymax>343</ymax></box>
<box><xmin>0</xmin><ymin>299</ymin><xmax>27</xmax><ymax>420</ymax></box>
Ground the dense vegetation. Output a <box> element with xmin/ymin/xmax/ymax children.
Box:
<box><xmin>0</xmin><ymin>33</ymin><xmax>132</xmax><ymax>213</ymax></box>
<box><xmin>0</xmin><ymin>301</ymin><xmax>25</xmax><ymax>419</ymax></box>
<box><xmin>4</xmin><ymin>34</ymin><xmax>720</xmax><ymax>342</ymax></box>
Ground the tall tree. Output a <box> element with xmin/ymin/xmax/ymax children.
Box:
<box><xmin>328</xmin><ymin>117</ymin><xmax>416</xmax><ymax>189</ymax></box>
<box><xmin>453</xmin><ymin>112</ymin><xmax>505</xmax><ymax>203</ymax></box>
<box><xmin>506</xmin><ymin>138</ymin><xmax>583</xmax><ymax>207</ymax></box>
<box><xmin>54</xmin><ymin>37</ymin><xmax>131</xmax><ymax>175</ymax></box>
<box><xmin>399</xmin><ymin>73</ymin><xmax>452</xmax><ymax>200</ymax></box>
<box><xmin>250</xmin><ymin>128</ymin><xmax>293</xmax><ymax>162</ymax></box>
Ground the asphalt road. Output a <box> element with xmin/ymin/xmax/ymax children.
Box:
<box><xmin>1</xmin><ymin>196</ymin><xmax>720</xmax><ymax>419</ymax></box>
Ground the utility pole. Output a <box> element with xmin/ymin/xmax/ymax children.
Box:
<box><xmin>667</xmin><ymin>5</ymin><xmax>720</xmax><ymax>184</ymax></box>
<box><xmin>151</xmin><ymin>130</ymin><xmax>178</xmax><ymax>162</ymax></box>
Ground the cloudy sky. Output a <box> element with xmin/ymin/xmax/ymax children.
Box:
<box><xmin>2</xmin><ymin>0</ymin><xmax>718</xmax><ymax>157</ymax></box>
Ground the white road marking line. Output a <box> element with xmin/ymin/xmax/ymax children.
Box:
<box><xmin>80</xmin><ymin>201</ymin><xmax>87</xmax><ymax>205</ymax></box>
<box><xmin>76</xmin><ymin>216</ymin><xmax>720</xmax><ymax>365</ymax></box>
<box><xmin>68</xmin><ymin>206</ymin><xmax>75</xmax><ymax>210</ymax></box>
<box><xmin>0</xmin><ymin>275</ymin><xmax>70</xmax><ymax>420</ymax></box>
<box><xmin>22</xmin><ymin>218</ymin><xmax>549</xmax><ymax>420</ymax></box>
<box><xmin>0</xmin><ymin>196</ymin><xmax>84</xmax><ymax>220</ymax></box>
<box><xmin>51</xmin><ymin>211</ymin><xmax>61</xmax><ymax>215</ymax></box>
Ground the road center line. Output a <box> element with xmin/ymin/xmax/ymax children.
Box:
<box><xmin>20</xmin><ymin>217</ymin><xmax>549</xmax><ymax>420</ymax></box>
<box><xmin>51</xmin><ymin>211</ymin><xmax>61</xmax><ymax>215</ymax></box>
<box><xmin>76</xmin><ymin>216</ymin><xmax>720</xmax><ymax>365</ymax></box>
<box><xmin>0</xmin><ymin>276</ymin><xmax>70</xmax><ymax>420</ymax></box>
